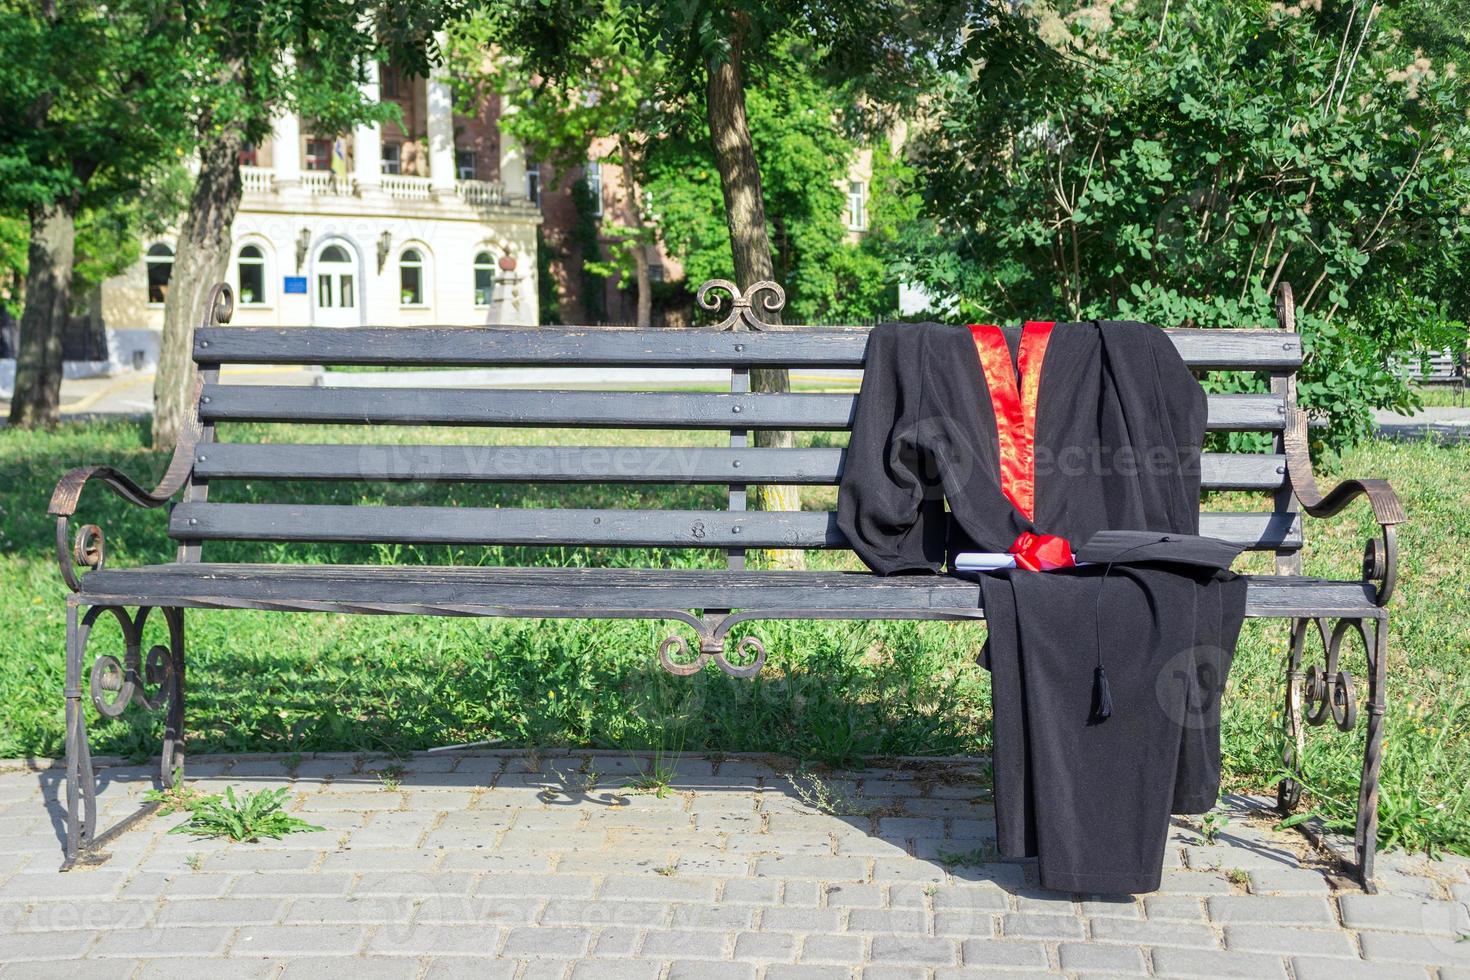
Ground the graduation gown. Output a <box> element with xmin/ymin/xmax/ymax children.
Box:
<box><xmin>837</xmin><ymin>320</ymin><xmax>1247</xmax><ymax>894</ymax></box>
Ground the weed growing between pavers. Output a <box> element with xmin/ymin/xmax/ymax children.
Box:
<box><xmin>154</xmin><ymin>785</ymin><xmax>325</xmax><ymax>842</ymax></box>
<box><xmin>2</xmin><ymin>420</ymin><xmax>1467</xmax><ymax>856</ymax></box>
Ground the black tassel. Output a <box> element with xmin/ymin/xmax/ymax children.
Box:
<box><xmin>1091</xmin><ymin>665</ymin><xmax>1114</xmax><ymax>723</ymax></box>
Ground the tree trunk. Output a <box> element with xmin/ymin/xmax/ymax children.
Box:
<box><xmin>8</xmin><ymin>201</ymin><xmax>78</xmax><ymax>428</ymax></box>
<box><xmin>706</xmin><ymin>22</ymin><xmax>803</xmax><ymax>570</ymax></box>
<box><xmin>632</xmin><ymin>234</ymin><xmax>653</xmax><ymax>329</ymax></box>
<box><xmin>617</xmin><ymin>134</ymin><xmax>654</xmax><ymax>329</ymax></box>
<box><xmin>154</xmin><ymin>130</ymin><xmax>244</xmax><ymax>449</ymax></box>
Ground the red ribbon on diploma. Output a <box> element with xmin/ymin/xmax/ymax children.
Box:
<box><xmin>1007</xmin><ymin>531</ymin><xmax>1077</xmax><ymax>572</ymax></box>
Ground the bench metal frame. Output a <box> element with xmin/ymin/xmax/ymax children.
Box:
<box><xmin>48</xmin><ymin>279</ymin><xmax>1405</xmax><ymax>891</ymax></box>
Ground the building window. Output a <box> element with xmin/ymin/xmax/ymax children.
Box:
<box><xmin>585</xmin><ymin>160</ymin><xmax>603</xmax><ymax>217</ymax></box>
<box><xmin>146</xmin><ymin>243</ymin><xmax>174</xmax><ymax>305</ymax></box>
<box><xmin>381</xmin><ymin>143</ymin><xmax>401</xmax><ymax>175</ymax></box>
<box><xmin>238</xmin><ymin>143</ymin><xmax>257</xmax><ymax>167</ymax></box>
<box><xmin>526</xmin><ymin>162</ymin><xmax>541</xmax><ymax>207</ymax></box>
<box><xmin>847</xmin><ymin>180</ymin><xmax>868</xmax><ymax>231</ymax></box>
<box><xmin>237</xmin><ymin>244</ymin><xmax>266</xmax><ymax>305</ymax></box>
<box><xmin>380</xmin><ymin>65</ymin><xmax>399</xmax><ymax>99</ymax></box>
<box><xmin>474</xmin><ymin>252</ymin><xmax>495</xmax><ymax>306</ymax></box>
<box><xmin>316</xmin><ymin>243</ymin><xmax>356</xmax><ymax>312</ymax></box>
<box><xmin>305</xmin><ymin>138</ymin><xmax>333</xmax><ymax>171</ymax></box>
<box><xmin>400</xmin><ymin>248</ymin><xmax>424</xmax><ymax>306</ymax></box>
<box><xmin>456</xmin><ymin>149</ymin><xmax>477</xmax><ymax>181</ymax></box>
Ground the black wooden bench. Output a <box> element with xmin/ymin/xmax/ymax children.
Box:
<box><xmin>1395</xmin><ymin>348</ymin><xmax>1467</xmax><ymax>405</ymax></box>
<box><xmin>49</xmin><ymin>279</ymin><xmax>1404</xmax><ymax>890</ymax></box>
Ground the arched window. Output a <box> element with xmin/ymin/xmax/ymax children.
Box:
<box><xmin>400</xmin><ymin>248</ymin><xmax>424</xmax><ymax>306</ymax></box>
<box><xmin>237</xmin><ymin>244</ymin><xmax>266</xmax><ymax>305</ymax></box>
<box><xmin>314</xmin><ymin>241</ymin><xmax>356</xmax><ymax>316</ymax></box>
<box><xmin>473</xmin><ymin>252</ymin><xmax>494</xmax><ymax>306</ymax></box>
<box><xmin>146</xmin><ymin>243</ymin><xmax>174</xmax><ymax>305</ymax></box>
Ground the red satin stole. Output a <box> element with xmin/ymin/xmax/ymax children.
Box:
<box><xmin>967</xmin><ymin>321</ymin><xmax>1073</xmax><ymax>571</ymax></box>
<box><xmin>967</xmin><ymin>320</ymin><xmax>1055</xmax><ymax>519</ymax></box>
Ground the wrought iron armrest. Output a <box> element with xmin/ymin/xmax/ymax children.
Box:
<box><xmin>1283</xmin><ymin>408</ymin><xmax>1405</xmax><ymax>605</ymax></box>
<box><xmin>48</xmin><ymin>379</ymin><xmax>203</xmax><ymax>592</ymax></box>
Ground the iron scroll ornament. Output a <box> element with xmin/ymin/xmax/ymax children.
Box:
<box><xmin>63</xmin><ymin>603</ymin><xmax>186</xmax><ymax>863</ymax></box>
<box><xmin>654</xmin><ymin>611</ymin><xmax>768</xmax><ymax>679</ymax></box>
<box><xmin>1277</xmin><ymin>614</ymin><xmax>1376</xmax><ymax>821</ymax></box>
<box><xmin>696</xmin><ymin>279</ymin><xmax>787</xmax><ymax>331</ymax></box>
<box><xmin>49</xmin><ymin>282</ymin><xmax>232</xmax><ymax>591</ymax></box>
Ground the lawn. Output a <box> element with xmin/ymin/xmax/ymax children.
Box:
<box><xmin>0</xmin><ymin>419</ymin><xmax>1466</xmax><ymax>857</ymax></box>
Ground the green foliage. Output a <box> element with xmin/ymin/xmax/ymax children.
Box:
<box><xmin>0</xmin><ymin>1</ymin><xmax>194</xmax><ymax>217</ymax></box>
<box><xmin>464</xmin><ymin>0</ymin><xmax>966</xmax><ymax>109</ymax></box>
<box><xmin>449</xmin><ymin>1</ymin><xmax>666</xmax><ymax>317</ymax></box>
<box><xmin>896</xmin><ymin>0</ymin><xmax>1470</xmax><ymax>450</ymax></box>
<box><xmin>448</xmin><ymin>0</ymin><xmax>665</xmax><ymax>179</ymax></box>
<box><xmin>166</xmin><ymin>786</ymin><xmax>325</xmax><ymax>843</ymax></box>
<box><xmin>72</xmin><ymin>164</ymin><xmax>191</xmax><ymax>293</ymax></box>
<box><xmin>1197</xmin><ymin>807</ymin><xmax>1228</xmax><ymax>845</ymax></box>
<box><xmin>0</xmin><ymin>215</ymin><xmax>26</xmax><ymax>316</ymax></box>
<box><xmin>536</xmin><ymin>228</ymin><xmax>563</xmax><ymax>325</ymax></box>
<box><xmin>177</xmin><ymin>1</ymin><xmax>440</xmax><ymax>148</ymax></box>
<box><xmin>644</xmin><ymin>41</ymin><xmax>913</xmax><ymax>322</ymax></box>
<box><xmin>465</xmin><ymin>0</ymin><xmax>964</xmax><ymax>324</ymax></box>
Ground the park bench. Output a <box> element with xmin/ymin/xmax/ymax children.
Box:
<box><xmin>49</xmin><ymin>278</ymin><xmax>1404</xmax><ymax>891</ymax></box>
<box><xmin>1394</xmin><ymin>348</ymin><xmax>1467</xmax><ymax>405</ymax></box>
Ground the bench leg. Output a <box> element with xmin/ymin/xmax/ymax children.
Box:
<box><xmin>1277</xmin><ymin>618</ymin><xmax>1312</xmax><ymax>813</ymax></box>
<box><xmin>62</xmin><ymin>604</ymin><xmax>98</xmax><ymax>867</ymax></box>
<box><xmin>158</xmin><ymin>606</ymin><xmax>187</xmax><ymax>789</ymax></box>
<box><xmin>1276</xmin><ymin>615</ymin><xmax>1385</xmax><ymax>892</ymax></box>
<box><xmin>61</xmin><ymin>604</ymin><xmax>186</xmax><ymax>868</ymax></box>
<box><xmin>1354</xmin><ymin>616</ymin><xmax>1389</xmax><ymax>892</ymax></box>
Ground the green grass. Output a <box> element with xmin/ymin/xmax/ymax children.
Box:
<box><xmin>1409</xmin><ymin>383</ymin><xmax>1466</xmax><ymax>409</ymax></box>
<box><xmin>1</xmin><ymin>419</ymin><xmax>1466</xmax><ymax>857</ymax></box>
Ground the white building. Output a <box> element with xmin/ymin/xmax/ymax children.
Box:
<box><xmin>99</xmin><ymin>59</ymin><xmax>542</xmax><ymax>369</ymax></box>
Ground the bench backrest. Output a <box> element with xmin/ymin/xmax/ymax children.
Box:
<box><xmin>1395</xmin><ymin>350</ymin><xmax>1466</xmax><ymax>383</ymax></box>
<box><xmin>175</xmin><ymin>279</ymin><xmax>1305</xmax><ymax>572</ymax></box>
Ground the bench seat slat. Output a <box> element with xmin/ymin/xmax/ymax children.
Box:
<box><xmin>168</xmin><ymin>503</ymin><xmax>1303</xmax><ymax>551</ymax></box>
<box><xmin>76</xmin><ymin>563</ymin><xmax>1375</xmax><ymax>619</ymax></box>
<box><xmin>200</xmin><ymin>386</ymin><xmax>1286</xmax><ymax>432</ymax></box>
<box><xmin>194</xmin><ymin>444</ymin><xmax>1287</xmax><ymax>490</ymax></box>
<box><xmin>195</xmin><ymin>326</ymin><xmax>1304</xmax><ymax>370</ymax></box>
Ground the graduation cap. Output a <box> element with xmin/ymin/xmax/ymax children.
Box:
<box><xmin>1077</xmin><ymin>530</ymin><xmax>1244</xmax><ymax>572</ymax></box>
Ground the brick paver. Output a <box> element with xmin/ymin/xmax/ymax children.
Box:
<box><xmin>0</xmin><ymin>752</ymin><xmax>1466</xmax><ymax>977</ymax></box>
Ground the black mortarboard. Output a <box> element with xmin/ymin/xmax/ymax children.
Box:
<box><xmin>1077</xmin><ymin>530</ymin><xmax>1244</xmax><ymax>572</ymax></box>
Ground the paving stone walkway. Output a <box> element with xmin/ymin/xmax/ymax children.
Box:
<box><xmin>1</xmin><ymin>751</ymin><xmax>1467</xmax><ymax>979</ymax></box>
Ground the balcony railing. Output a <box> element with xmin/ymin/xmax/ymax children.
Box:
<box><xmin>382</xmin><ymin>174</ymin><xmax>433</xmax><ymax>200</ymax></box>
<box><xmin>241</xmin><ymin>166</ymin><xmax>275</xmax><ymax>194</ymax></box>
<box><xmin>238</xmin><ymin>166</ymin><xmax>517</xmax><ymax>210</ymax></box>
<box><xmin>458</xmin><ymin>180</ymin><xmax>506</xmax><ymax>206</ymax></box>
<box><xmin>300</xmin><ymin>171</ymin><xmax>339</xmax><ymax>195</ymax></box>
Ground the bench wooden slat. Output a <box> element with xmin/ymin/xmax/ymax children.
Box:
<box><xmin>195</xmin><ymin>444</ymin><xmax>1287</xmax><ymax>490</ymax></box>
<box><xmin>1395</xmin><ymin>350</ymin><xmax>1465</xmax><ymax>384</ymax></box>
<box><xmin>195</xmin><ymin>326</ymin><xmax>1304</xmax><ymax>370</ymax></box>
<box><xmin>200</xmin><ymin>386</ymin><xmax>1286</xmax><ymax>432</ymax></box>
<box><xmin>168</xmin><ymin>503</ymin><xmax>1302</xmax><ymax>551</ymax></box>
<box><xmin>76</xmin><ymin>563</ymin><xmax>1373</xmax><ymax>618</ymax></box>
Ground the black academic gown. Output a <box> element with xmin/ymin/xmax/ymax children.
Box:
<box><xmin>837</xmin><ymin>320</ymin><xmax>1247</xmax><ymax>894</ymax></box>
